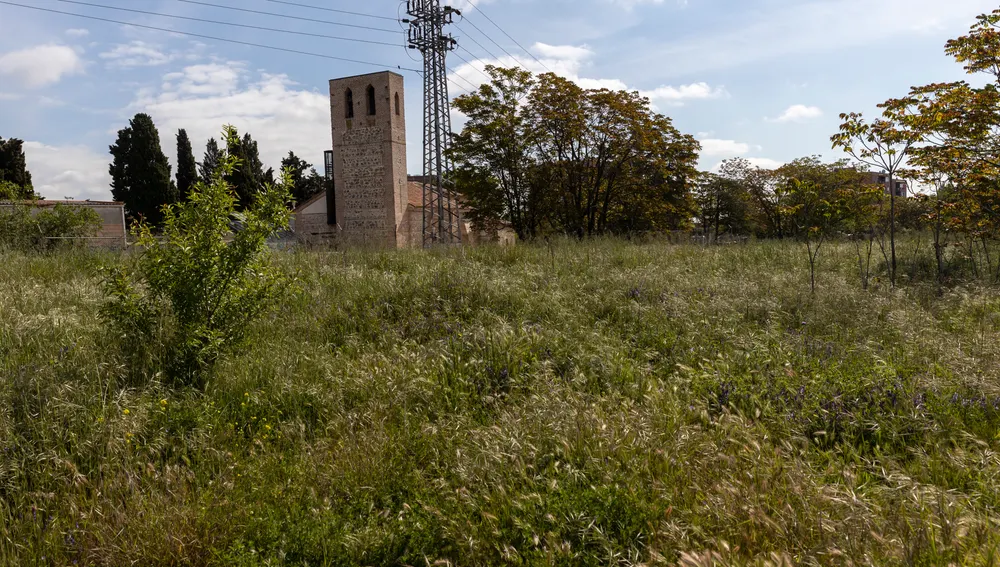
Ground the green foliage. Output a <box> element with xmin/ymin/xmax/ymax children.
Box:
<box><xmin>281</xmin><ymin>151</ymin><xmax>327</xmax><ymax>207</ymax></box>
<box><xmin>224</xmin><ymin>129</ymin><xmax>272</xmax><ymax>210</ymax></box>
<box><xmin>0</xmin><ymin>180</ymin><xmax>28</xmax><ymax>200</ymax></box>
<box><xmin>0</xmin><ymin>136</ymin><xmax>33</xmax><ymax>196</ymax></box>
<box><xmin>451</xmin><ymin>65</ymin><xmax>700</xmax><ymax>239</ymax></box>
<box><xmin>109</xmin><ymin>113</ymin><xmax>177</xmax><ymax>226</ymax></box>
<box><xmin>175</xmin><ymin>129</ymin><xmax>199</xmax><ymax>201</ymax></box>
<box><xmin>0</xmin><ymin>201</ymin><xmax>101</xmax><ymax>251</ymax></box>
<box><xmin>200</xmin><ymin>137</ymin><xmax>223</xmax><ymax>182</ymax></box>
<box><xmin>101</xmin><ymin>126</ymin><xmax>293</xmax><ymax>388</ymax></box>
<box><xmin>694</xmin><ymin>171</ymin><xmax>751</xmax><ymax>240</ymax></box>
<box><xmin>6</xmin><ymin>238</ymin><xmax>1000</xmax><ymax>565</ymax></box>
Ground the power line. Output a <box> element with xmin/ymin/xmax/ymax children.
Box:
<box><xmin>446</xmin><ymin>76</ymin><xmax>472</xmax><ymax>94</ymax></box>
<box><xmin>169</xmin><ymin>0</ymin><xmax>399</xmax><ymax>34</ymax></box>
<box><xmin>264</xmin><ymin>0</ymin><xmax>397</xmax><ymax>22</ymax></box>
<box><xmin>50</xmin><ymin>0</ymin><xmax>404</xmax><ymax>48</ymax></box>
<box><xmin>463</xmin><ymin>0</ymin><xmax>552</xmax><ymax>73</ymax></box>
<box><xmin>451</xmin><ymin>50</ymin><xmax>492</xmax><ymax>85</ymax></box>
<box><xmin>0</xmin><ymin>1</ymin><xmax>421</xmax><ymax>72</ymax></box>
<box><xmin>456</xmin><ymin>17</ymin><xmax>527</xmax><ymax>69</ymax></box>
<box><xmin>446</xmin><ymin>64</ymin><xmax>479</xmax><ymax>92</ymax></box>
<box><xmin>452</xmin><ymin>22</ymin><xmax>502</xmax><ymax>63</ymax></box>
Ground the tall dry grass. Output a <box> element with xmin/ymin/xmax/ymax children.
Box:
<box><xmin>1</xmin><ymin>237</ymin><xmax>1000</xmax><ymax>565</ymax></box>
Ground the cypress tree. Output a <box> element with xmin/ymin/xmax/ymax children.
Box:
<box><xmin>281</xmin><ymin>151</ymin><xmax>326</xmax><ymax>205</ymax></box>
<box><xmin>200</xmin><ymin>137</ymin><xmax>223</xmax><ymax>182</ymax></box>
<box><xmin>176</xmin><ymin>129</ymin><xmax>199</xmax><ymax>201</ymax></box>
<box><xmin>0</xmin><ymin>136</ymin><xmax>34</xmax><ymax>198</ymax></box>
<box><xmin>225</xmin><ymin>130</ymin><xmax>267</xmax><ymax>210</ymax></box>
<box><xmin>109</xmin><ymin>113</ymin><xmax>176</xmax><ymax>226</ymax></box>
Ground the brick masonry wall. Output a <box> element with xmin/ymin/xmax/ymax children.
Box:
<box><xmin>329</xmin><ymin>72</ymin><xmax>407</xmax><ymax>248</ymax></box>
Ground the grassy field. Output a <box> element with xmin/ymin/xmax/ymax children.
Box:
<box><xmin>2</xmin><ymin>238</ymin><xmax>1000</xmax><ymax>566</ymax></box>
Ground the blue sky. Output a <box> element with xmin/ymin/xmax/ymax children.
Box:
<box><xmin>0</xmin><ymin>0</ymin><xmax>996</xmax><ymax>200</ymax></box>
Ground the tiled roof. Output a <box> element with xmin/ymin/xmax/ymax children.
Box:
<box><xmin>406</xmin><ymin>181</ymin><xmax>470</xmax><ymax>209</ymax></box>
<box><xmin>293</xmin><ymin>191</ymin><xmax>327</xmax><ymax>213</ymax></box>
<box><xmin>407</xmin><ymin>181</ymin><xmax>423</xmax><ymax>208</ymax></box>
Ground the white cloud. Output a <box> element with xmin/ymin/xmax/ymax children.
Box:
<box><xmin>65</xmin><ymin>28</ymin><xmax>90</xmax><ymax>38</ymax></box>
<box><xmin>0</xmin><ymin>92</ymin><xmax>22</xmax><ymax>101</ymax></box>
<box><xmin>130</xmin><ymin>63</ymin><xmax>331</xmax><ymax>178</ymax></box>
<box><xmin>699</xmin><ymin>138</ymin><xmax>751</xmax><ymax>157</ymax></box>
<box><xmin>22</xmin><ymin>142</ymin><xmax>111</xmax><ymax>201</ymax></box>
<box><xmin>162</xmin><ymin>63</ymin><xmax>242</xmax><ymax>96</ymax></box>
<box><xmin>449</xmin><ymin>42</ymin><xmax>724</xmax><ymax>108</ymax></box>
<box><xmin>744</xmin><ymin>157</ymin><xmax>786</xmax><ymax>169</ymax></box>
<box><xmin>533</xmin><ymin>43</ymin><xmax>594</xmax><ymax>61</ymax></box>
<box><xmin>0</xmin><ymin>44</ymin><xmax>83</xmax><ymax>88</ymax></box>
<box><xmin>640</xmin><ymin>82</ymin><xmax>727</xmax><ymax>106</ymax></box>
<box><xmin>100</xmin><ymin>41</ymin><xmax>175</xmax><ymax>68</ymax></box>
<box><xmin>14</xmin><ymin>61</ymin><xmax>335</xmax><ymax>202</ymax></box>
<box><xmin>710</xmin><ymin>157</ymin><xmax>786</xmax><ymax>172</ymax></box>
<box><xmin>770</xmin><ymin>104</ymin><xmax>823</xmax><ymax>123</ymax></box>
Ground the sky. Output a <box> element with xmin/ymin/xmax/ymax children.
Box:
<box><xmin>0</xmin><ymin>0</ymin><xmax>997</xmax><ymax>201</ymax></box>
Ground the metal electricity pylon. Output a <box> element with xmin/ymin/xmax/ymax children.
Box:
<box><xmin>406</xmin><ymin>0</ymin><xmax>462</xmax><ymax>246</ymax></box>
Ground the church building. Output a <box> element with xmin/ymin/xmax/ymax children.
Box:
<box><xmin>292</xmin><ymin>71</ymin><xmax>512</xmax><ymax>247</ymax></box>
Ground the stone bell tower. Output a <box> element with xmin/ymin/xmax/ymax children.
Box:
<box><xmin>329</xmin><ymin>71</ymin><xmax>408</xmax><ymax>247</ymax></box>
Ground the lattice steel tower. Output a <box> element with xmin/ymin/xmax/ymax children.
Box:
<box><xmin>406</xmin><ymin>0</ymin><xmax>462</xmax><ymax>246</ymax></box>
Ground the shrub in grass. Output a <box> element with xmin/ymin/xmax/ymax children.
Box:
<box><xmin>101</xmin><ymin>126</ymin><xmax>293</xmax><ymax>388</ymax></box>
<box><xmin>0</xmin><ymin>200</ymin><xmax>101</xmax><ymax>251</ymax></box>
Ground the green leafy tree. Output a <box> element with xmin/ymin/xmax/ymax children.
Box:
<box><xmin>837</xmin><ymin>177</ymin><xmax>886</xmax><ymax>290</ymax></box>
<box><xmin>110</xmin><ymin>113</ymin><xmax>177</xmax><ymax>226</ymax></box>
<box><xmin>200</xmin><ymin>137</ymin><xmax>223</xmax><ymax>181</ymax></box>
<box><xmin>694</xmin><ymin>172</ymin><xmax>750</xmax><ymax>241</ymax></box>
<box><xmin>0</xmin><ymin>137</ymin><xmax>35</xmax><ymax>199</ymax></box>
<box><xmin>783</xmin><ymin>179</ymin><xmax>842</xmax><ymax>293</ymax></box>
<box><xmin>880</xmin><ymin>10</ymin><xmax>1000</xmax><ymax>282</ymax></box>
<box><xmin>101</xmin><ymin>126</ymin><xmax>293</xmax><ymax>388</ymax></box>
<box><xmin>831</xmin><ymin>113</ymin><xmax>917</xmax><ymax>288</ymax></box>
<box><xmin>0</xmin><ymin>180</ymin><xmax>24</xmax><ymax>200</ymax></box>
<box><xmin>452</xmin><ymin>66</ymin><xmax>699</xmax><ymax>239</ymax></box>
<box><xmin>0</xmin><ymin>201</ymin><xmax>101</xmax><ymax>251</ymax></box>
<box><xmin>175</xmin><ymin>129</ymin><xmax>199</xmax><ymax>201</ymax></box>
<box><xmin>718</xmin><ymin>159</ymin><xmax>785</xmax><ymax>239</ymax></box>
<box><xmin>225</xmin><ymin>130</ymin><xmax>269</xmax><ymax>210</ymax></box>
<box><xmin>281</xmin><ymin>151</ymin><xmax>327</xmax><ymax>206</ymax></box>
<box><xmin>451</xmin><ymin>66</ymin><xmax>540</xmax><ymax>240</ymax></box>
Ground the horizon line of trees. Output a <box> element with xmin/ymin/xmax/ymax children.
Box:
<box><xmin>109</xmin><ymin>113</ymin><xmax>328</xmax><ymax>227</ymax></box>
<box><xmin>447</xmin><ymin>65</ymin><xmax>922</xmax><ymax>251</ymax></box>
<box><xmin>450</xmin><ymin>65</ymin><xmax>701</xmax><ymax>241</ymax></box>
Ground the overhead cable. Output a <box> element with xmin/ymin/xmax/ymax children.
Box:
<box><xmin>170</xmin><ymin>0</ymin><xmax>399</xmax><ymax>34</ymax></box>
<box><xmin>265</xmin><ymin>0</ymin><xmax>398</xmax><ymax>22</ymax></box>
<box><xmin>0</xmin><ymin>0</ymin><xmax>421</xmax><ymax>72</ymax></box>
<box><xmin>51</xmin><ymin>0</ymin><xmax>403</xmax><ymax>47</ymax></box>
<box><xmin>463</xmin><ymin>0</ymin><xmax>552</xmax><ymax>73</ymax></box>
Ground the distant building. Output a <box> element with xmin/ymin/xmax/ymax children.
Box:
<box><xmin>290</xmin><ymin>70</ymin><xmax>514</xmax><ymax>247</ymax></box>
<box><xmin>0</xmin><ymin>199</ymin><xmax>127</xmax><ymax>248</ymax></box>
<box><xmin>292</xmin><ymin>177</ymin><xmax>514</xmax><ymax>246</ymax></box>
<box><xmin>864</xmin><ymin>172</ymin><xmax>909</xmax><ymax>198</ymax></box>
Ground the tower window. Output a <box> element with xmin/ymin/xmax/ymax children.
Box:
<box><xmin>367</xmin><ymin>85</ymin><xmax>377</xmax><ymax>116</ymax></box>
<box><xmin>345</xmin><ymin>89</ymin><xmax>354</xmax><ymax>118</ymax></box>
<box><xmin>395</xmin><ymin>93</ymin><xmax>400</xmax><ymax>116</ymax></box>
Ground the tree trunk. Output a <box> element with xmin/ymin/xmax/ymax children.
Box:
<box><xmin>713</xmin><ymin>197</ymin><xmax>721</xmax><ymax>244</ymax></box>
<box><xmin>889</xmin><ymin>172</ymin><xmax>897</xmax><ymax>287</ymax></box>
<box><xmin>934</xmin><ymin>197</ymin><xmax>944</xmax><ymax>289</ymax></box>
<box><xmin>983</xmin><ymin>236</ymin><xmax>993</xmax><ymax>279</ymax></box>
